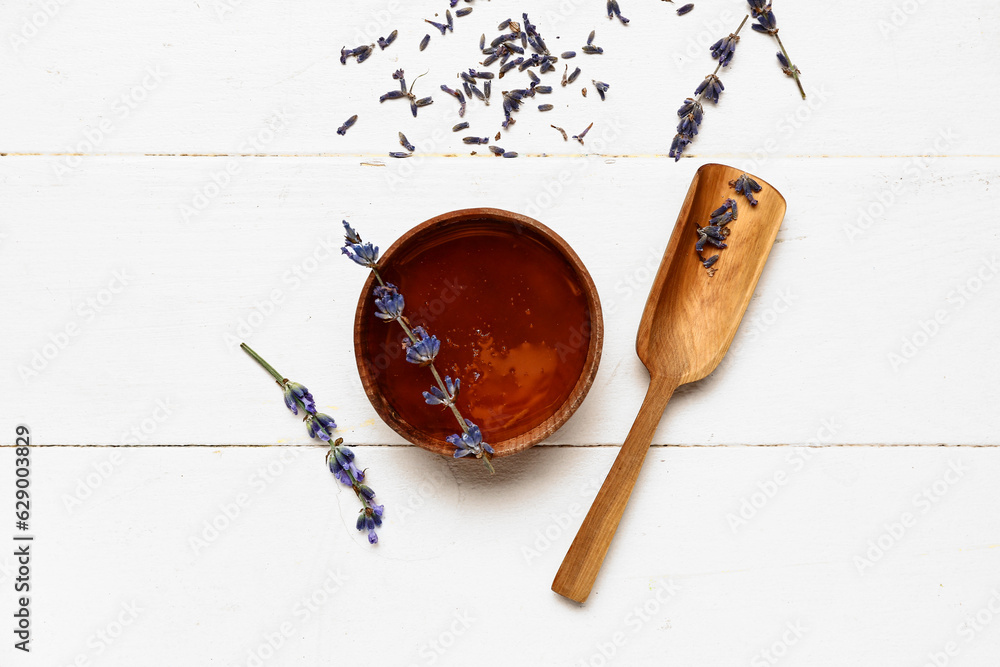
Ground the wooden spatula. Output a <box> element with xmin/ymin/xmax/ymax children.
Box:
<box><xmin>551</xmin><ymin>163</ymin><xmax>786</xmax><ymax>603</ymax></box>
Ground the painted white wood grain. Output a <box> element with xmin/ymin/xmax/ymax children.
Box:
<box><xmin>2</xmin><ymin>156</ymin><xmax>997</xmax><ymax>447</ymax></box>
<box><xmin>0</xmin><ymin>0</ymin><xmax>995</xmax><ymax>157</ymax></box>
<box><xmin>0</xmin><ymin>445</ymin><xmax>997</xmax><ymax>666</ymax></box>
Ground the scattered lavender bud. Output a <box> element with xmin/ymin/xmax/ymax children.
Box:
<box><xmin>484</xmin><ymin>79</ymin><xmax>491</xmax><ymax>102</ymax></box>
<box><xmin>567</xmin><ymin>67</ymin><xmax>582</xmax><ymax>84</ymax></box>
<box><xmin>446</xmin><ymin>9</ymin><xmax>454</xmax><ymax>29</ymax></box>
<box><xmin>502</xmin><ymin>151</ymin><xmax>519</xmax><ymax>158</ymax></box>
<box><xmin>414</xmin><ymin>96</ymin><xmax>434</xmax><ymax>107</ymax></box>
<box><xmin>587</xmin><ymin>30</ymin><xmax>596</xmax><ymax>45</ymax></box>
<box><xmin>582</xmin><ymin>44</ymin><xmax>604</xmax><ymax>55</ymax></box>
<box><xmin>426</xmin><ymin>19</ymin><xmax>448</xmax><ymax>35</ymax></box>
<box><xmin>535</xmin><ymin>85</ymin><xmax>553</xmax><ymax>94</ymax></box>
<box><xmin>379</xmin><ymin>90</ymin><xmax>407</xmax><ymax>102</ymax></box>
<box><xmin>538</xmin><ymin>104</ymin><xmax>553</xmax><ymax>111</ymax></box>
<box><xmin>551</xmin><ymin>125</ymin><xmax>568</xmax><ymax>141</ymax></box>
<box><xmin>398</xmin><ymin>132</ymin><xmax>415</xmax><ymax>152</ymax></box>
<box><xmin>677</xmin><ymin>4</ymin><xmax>695</xmax><ymax>15</ymax></box>
<box><xmin>498</xmin><ymin>18</ymin><xmax>511</xmax><ymax>30</ymax></box>
<box><xmin>479</xmin><ymin>33</ymin><xmax>486</xmax><ymax>50</ymax></box>
<box><xmin>702</xmin><ymin>254</ymin><xmax>719</xmax><ymax>269</ymax></box>
<box><xmin>592</xmin><ymin>80</ymin><xmax>610</xmax><ymax>100</ymax></box>
<box><xmin>337</xmin><ymin>114</ymin><xmax>358</xmax><ymax>135</ymax></box>
<box><xmin>388</xmin><ymin>151</ymin><xmax>412</xmax><ymax>158</ymax></box>
<box><xmin>470</xmin><ymin>84</ymin><xmax>485</xmax><ymax>101</ymax></box>
<box><xmin>730</xmin><ymin>173</ymin><xmax>762</xmax><ymax>205</ymax></box>
<box><xmin>489</xmin><ymin>145</ymin><xmax>505</xmax><ymax>155</ymax></box>
<box><xmin>420</xmin><ymin>34</ymin><xmax>430</xmax><ymax>51</ymax></box>
<box><xmin>561</xmin><ymin>51</ymin><xmax>576</xmax><ymax>58</ymax></box>
<box><xmin>469</xmin><ymin>69</ymin><xmax>494</xmax><ymax>79</ymax></box>
<box><xmin>527</xmin><ymin>69</ymin><xmax>540</xmax><ymax>84</ymax></box>
<box><xmin>453</xmin><ymin>122</ymin><xmax>470</xmax><ymax>132</ymax></box>
<box><xmin>456</xmin><ymin>7</ymin><xmax>472</xmax><ymax>17</ymax></box>
<box><xmin>355</xmin><ymin>45</ymin><xmax>373</xmax><ymax>63</ymax></box>
<box><xmin>573</xmin><ymin>122</ymin><xmax>593</xmax><ymax>144</ymax></box>
<box><xmin>377</xmin><ymin>30</ymin><xmax>397</xmax><ymax>50</ymax></box>
<box><xmin>462</xmin><ymin>136</ymin><xmax>489</xmax><ymax>144</ymax></box>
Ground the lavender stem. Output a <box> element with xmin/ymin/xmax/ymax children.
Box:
<box><xmin>774</xmin><ymin>32</ymin><xmax>806</xmax><ymax>99</ymax></box>
<box><xmin>240</xmin><ymin>342</ymin><xmax>285</xmax><ymax>385</ymax></box>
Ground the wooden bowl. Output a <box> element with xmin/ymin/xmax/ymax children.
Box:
<box><xmin>353</xmin><ymin>208</ymin><xmax>603</xmax><ymax>458</ymax></box>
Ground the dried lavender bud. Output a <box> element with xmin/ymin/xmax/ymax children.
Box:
<box><xmin>356</xmin><ymin>45</ymin><xmax>373</xmax><ymax>63</ymax></box>
<box><xmin>479</xmin><ymin>33</ymin><xmax>486</xmax><ymax>50</ymax></box>
<box><xmin>730</xmin><ymin>173</ymin><xmax>761</xmax><ymax>205</ymax></box>
<box><xmin>535</xmin><ymin>85</ymin><xmax>553</xmax><ymax>94</ymax></box>
<box><xmin>456</xmin><ymin>7</ymin><xmax>472</xmax><ymax>17</ymax></box>
<box><xmin>460</xmin><ymin>71</ymin><xmax>475</xmax><ymax>84</ymax></box>
<box><xmin>677</xmin><ymin>4</ymin><xmax>694</xmax><ymax>15</ymax></box>
<box><xmin>527</xmin><ymin>69</ymin><xmax>540</xmax><ymax>84</ymax></box>
<box><xmin>567</xmin><ymin>67</ymin><xmax>582</xmax><ymax>84</ymax></box>
<box><xmin>339</xmin><ymin>47</ymin><xmax>350</xmax><ymax>65</ymax></box>
<box><xmin>470</xmin><ymin>84</ymin><xmax>485</xmax><ymax>101</ymax></box>
<box><xmin>426</xmin><ymin>19</ymin><xmax>448</xmax><ymax>35</ymax></box>
<box><xmin>482</xmin><ymin>53</ymin><xmax>499</xmax><ymax>66</ymax></box>
<box><xmin>462</xmin><ymin>136</ymin><xmax>489</xmax><ymax>144</ymax></box>
<box><xmin>452</xmin><ymin>122</ymin><xmax>470</xmax><ymax>132</ymax></box>
<box><xmin>538</xmin><ymin>104</ymin><xmax>553</xmax><ymax>111</ymax></box>
<box><xmin>499</xmin><ymin>59</ymin><xmax>521</xmax><ymax>77</ymax></box>
<box><xmin>378</xmin><ymin>30</ymin><xmax>397</xmax><ymax>50</ymax></box>
<box><xmin>397</xmin><ymin>132</ymin><xmax>415</xmax><ymax>152</ymax></box>
<box><xmin>484</xmin><ymin>80</ymin><xmax>491</xmax><ymax>102</ymax></box>
<box><xmin>592</xmin><ymin>80</ymin><xmax>610</xmax><ymax>100</ymax></box>
<box><xmin>694</xmin><ymin>74</ymin><xmax>724</xmax><ymax>103</ymax></box>
<box><xmin>573</xmin><ymin>122</ymin><xmax>593</xmax><ymax>144</ymax></box>
<box><xmin>462</xmin><ymin>81</ymin><xmax>472</xmax><ymax>98</ymax></box>
<box><xmin>502</xmin><ymin>151</ymin><xmax>518</xmax><ymax>158</ymax></box>
<box><xmin>710</xmin><ymin>33</ymin><xmax>740</xmax><ymax>67</ymax></box>
<box><xmin>710</xmin><ymin>199</ymin><xmax>736</xmax><ymax>218</ymax></box>
<box><xmin>492</xmin><ymin>33</ymin><xmax>516</xmax><ymax>47</ymax></box>
<box><xmin>702</xmin><ymin>254</ymin><xmax>719</xmax><ymax>269</ymax></box>
<box><xmin>752</xmin><ymin>9</ymin><xmax>777</xmax><ymax>34</ymax></box>
<box><xmin>414</xmin><ymin>96</ymin><xmax>433</xmax><ymax>107</ymax></box>
<box><xmin>587</xmin><ymin>30</ymin><xmax>596</xmax><ymax>45</ymax></box>
<box><xmin>470</xmin><ymin>69</ymin><xmax>494</xmax><ymax>79</ymax></box>
<box><xmin>337</xmin><ymin>114</ymin><xmax>358</xmax><ymax>136</ymax></box>
<box><xmin>561</xmin><ymin>51</ymin><xmax>576</xmax><ymax>59</ymax></box>
<box><xmin>389</xmin><ymin>151</ymin><xmax>411</xmax><ymax>159</ymax></box>
<box><xmin>582</xmin><ymin>45</ymin><xmax>604</xmax><ymax>55</ymax></box>
<box><xmin>498</xmin><ymin>18</ymin><xmax>511</xmax><ymax>30</ymax></box>
<box><xmin>379</xmin><ymin>90</ymin><xmax>407</xmax><ymax>102</ymax></box>
<box><xmin>608</xmin><ymin>0</ymin><xmax>630</xmax><ymax>24</ymax></box>
<box><xmin>489</xmin><ymin>145</ymin><xmax>504</xmax><ymax>155</ymax></box>
<box><xmin>551</xmin><ymin>125</ymin><xmax>568</xmax><ymax>141</ymax></box>
<box><xmin>419</xmin><ymin>34</ymin><xmax>430</xmax><ymax>51</ymax></box>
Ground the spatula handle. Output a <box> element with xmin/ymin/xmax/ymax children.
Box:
<box><xmin>552</xmin><ymin>374</ymin><xmax>678</xmax><ymax>603</ymax></box>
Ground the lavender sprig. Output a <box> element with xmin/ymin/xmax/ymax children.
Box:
<box><xmin>747</xmin><ymin>0</ymin><xmax>805</xmax><ymax>99</ymax></box>
<box><xmin>240</xmin><ymin>343</ymin><xmax>383</xmax><ymax>544</ymax></box>
<box><xmin>342</xmin><ymin>221</ymin><xmax>496</xmax><ymax>474</ymax></box>
<box><xmin>669</xmin><ymin>15</ymin><xmax>748</xmax><ymax>161</ymax></box>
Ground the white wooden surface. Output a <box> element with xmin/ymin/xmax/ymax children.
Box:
<box><xmin>2</xmin><ymin>0</ymin><xmax>1000</xmax><ymax>665</ymax></box>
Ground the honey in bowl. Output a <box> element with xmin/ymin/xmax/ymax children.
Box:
<box><xmin>355</xmin><ymin>209</ymin><xmax>603</xmax><ymax>457</ymax></box>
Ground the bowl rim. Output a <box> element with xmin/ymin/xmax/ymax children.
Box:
<box><xmin>352</xmin><ymin>207</ymin><xmax>604</xmax><ymax>458</ymax></box>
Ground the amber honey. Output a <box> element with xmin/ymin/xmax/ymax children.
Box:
<box><xmin>362</xmin><ymin>218</ymin><xmax>593</xmax><ymax>444</ymax></box>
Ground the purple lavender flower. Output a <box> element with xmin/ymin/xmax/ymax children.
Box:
<box><xmin>747</xmin><ymin>0</ymin><xmax>770</xmax><ymax>17</ymax></box>
<box><xmin>343</xmin><ymin>222</ymin><xmax>495</xmax><ymax>473</ymax></box>
<box><xmin>447</xmin><ymin>421</ymin><xmax>495</xmax><ymax>459</ymax></box>
<box><xmin>306</xmin><ymin>412</ymin><xmax>337</xmax><ymax>441</ymax></box>
<box><xmin>282</xmin><ymin>381</ymin><xmax>316</xmax><ymax>415</ymax></box>
<box><xmin>752</xmin><ymin>9</ymin><xmax>778</xmax><ymax>35</ymax></box>
<box><xmin>405</xmin><ymin>326</ymin><xmax>440</xmax><ymax>366</ymax></box>
<box><xmin>343</xmin><ymin>220</ymin><xmax>362</xmax><ymax>245</ymax></box>
<box><xmin>424</xmin><ymin>375</ymin><xmax>460</xmax><ymax>406</ymax></box>
<box><xmin>710</xmin><ymin>33</ymin><xmax>740</xmax><ymax>68</ymax></box>
<box><xmin>730</xmin><ymin>173</ymin><xmax>762</xmax><ymax>205</ymax></box>
<box><xmin>342</xmin><ymin>242</ymin><xmax>379</xmax><ymax>268</ymax></box>
<box><xmin>241</xmin><ymin>342</ymin><xmax>383</xmax><ymax>544</ymax></box>
<box><xmin>694</xmin><ymin>74</ymin><xmax>725</xmax><ymax>104</ymax></box>
<box><xmin>374</xmin><ymin>283</ymin><xmax>405</xmax><ymax>321</ymax></box>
